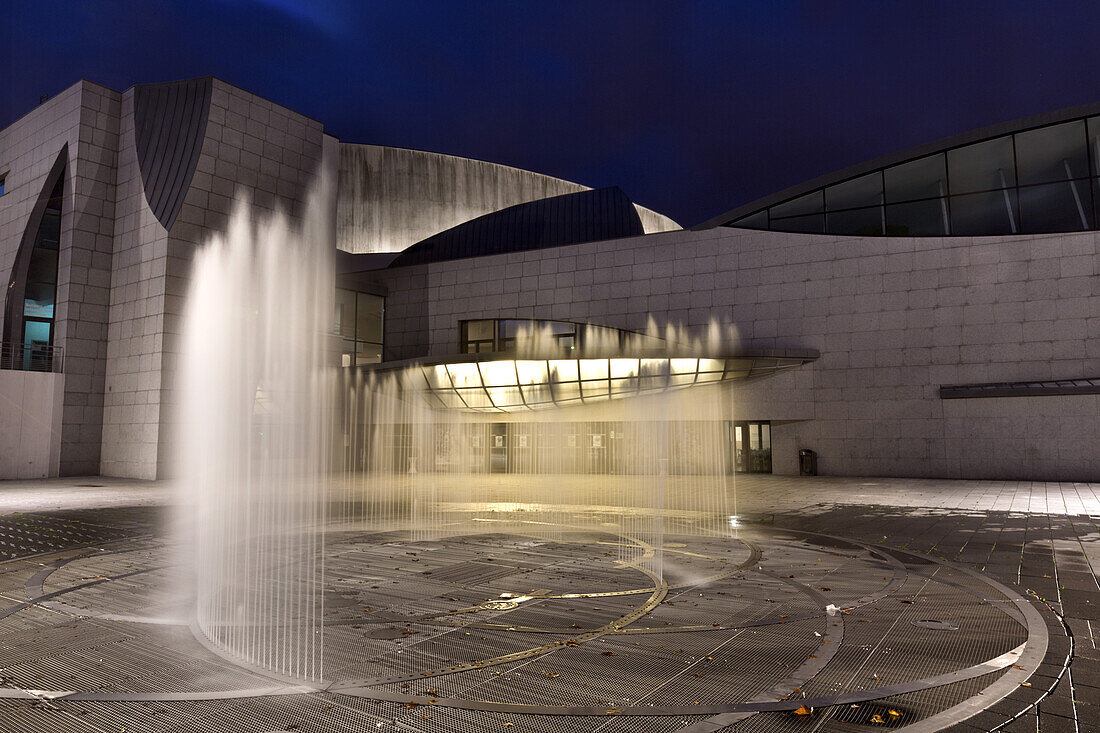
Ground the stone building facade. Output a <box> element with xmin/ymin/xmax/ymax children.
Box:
<box><xmin>4</xmin><ymin>75</ymin><xmax>1099</xmax><ymax>481</ymax></box>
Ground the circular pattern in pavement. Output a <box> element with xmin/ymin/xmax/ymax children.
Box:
<box><xmin>0</xmin><ymin>524</ymin><xmax>1055</xmax><ymax>731</ymax></box>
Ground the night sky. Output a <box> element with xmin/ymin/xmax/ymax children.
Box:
<box><xmin>7</xmin><ymin>1</ymin><xmax>1100</xmax><ymax>227</ymax></box>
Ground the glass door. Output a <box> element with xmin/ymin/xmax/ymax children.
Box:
<box><xmin>731</xmin><ymin>421</ymin><xmax>771</xmax><ymax>473</ymax></box>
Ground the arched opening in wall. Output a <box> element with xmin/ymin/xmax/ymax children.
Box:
<box><xmin>3</xmin><ymin>146</ymin><xmax>67</xmax><ymax>372</ymax></box>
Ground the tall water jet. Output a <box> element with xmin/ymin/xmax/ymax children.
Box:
<box><xmin>332</xmin><ymin>319</ymin><xmax>745</xmax><ymax>581</ymax></box>
<box><xmin>178</xmin><ymin>194</ymin><xmax>333</xmax><ymax>681</ymax></box>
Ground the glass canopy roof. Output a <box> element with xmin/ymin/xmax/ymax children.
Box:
<box><xmin>383</xmin><ymin>354</ymin><xmax>816</xmax><ymax>413</ymax></box>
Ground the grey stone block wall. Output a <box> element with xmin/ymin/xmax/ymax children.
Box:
<box><xmin>56</xmin><ymin>82</ymin><xmax>120</xmax><ymax>475</ymax></box>
<box><xmin>0</xmin><ymin>86</ymin><xmax>83</xmax><ymax>344</ymax></box>
<box><xmin>101</xmin><ymin>79</ymin><xmax>328</xmax><ymax>479</ymax></box>
<box><xmin>371</xmin><ymin>225</ymin><xmax>1100</xmax><ymax>481</ymax></box>
<box><xmin>0</xmin><ymin>81</ymin><xmax>119</xmax><ymax>476</ymax></box>
<box><xmin>100</xmin><ymin>87</ymin><xmax>170</xmax><ymax>479</ymax></box>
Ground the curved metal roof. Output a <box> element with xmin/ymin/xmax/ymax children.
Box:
<box><xmin>388</xmin><ymin>187</ymin><xmax>644</xmax><ymax>267</ymax></box>
<box><xmin>696</xmin><ymin>101</ymin><xmax>1100</xmax><ymax>231</ymax></box>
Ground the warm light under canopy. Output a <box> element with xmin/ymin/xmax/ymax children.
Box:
<box><xmin>380</xmin><ymin>352</ymin><xmax>816</xmax><ymax>412</ymax></box>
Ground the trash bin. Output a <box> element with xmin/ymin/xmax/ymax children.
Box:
<box><xmin>799</xmin><ymin>449</ymin><xmax>817</xmax><ymax>476</ymax></box>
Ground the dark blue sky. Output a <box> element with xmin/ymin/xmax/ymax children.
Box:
<box><xmin>7</xmin><ymin>1</ymin><xmax>1100</xmax><ymax>227</ymax></box>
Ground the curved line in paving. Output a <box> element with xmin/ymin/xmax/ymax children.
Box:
<box><xmin>11</xmin><ymin>546</ymin><xmax>183</xmax><ymax>625</ymax></box>
<box><xmin>326</xmin><ymin>531</ymin><xmax>673</xmax><ymax>688</ymax></box>
<box><xmin>0</xmin><ymin>642</ymin><xmax>1027</xmax><ymax>713</ymax></box>
<box><xmin>871</xmin><ymin>545</ymin><xmax>1051</xmax><ymax>732</ymax></box>
<box><xmin>329</xmin><ymin>537</ymin><xmax>763</xmax><ymax>631</ymax></box>
<box><xmin>407</xmin><ymin>532</ymin><xmax>902</xmax><ymax>636</ymax></box>
<box><xmin>0</xmin><ymin>528</ymin><xmax>1052</xmax><ymax>729</ymax></box>
<box><xmin>328</xmin><ymin>643</ymin><xmax>1025</xmax><ymax>716</ymax></box>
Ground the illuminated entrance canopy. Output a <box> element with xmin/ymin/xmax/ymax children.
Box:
<box><xmin>370</xmin><ymin>350</ymin><xmax>818</xmax><ymax>412</ymax></box>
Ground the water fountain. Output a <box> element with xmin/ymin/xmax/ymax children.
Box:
<box><xmin>177</xmin><ymin>195</ymin><xmax>740</xmax><ymax>682</ymax></box>
<box><xmin>178</xmin><ymin>196</ymin><xmax>333</xmax><ymax>680</ymax></box>
<box><xmin>28</xmin><ymin>196</ymin><xmax>1039</xmax><ymax>730</ymax></box>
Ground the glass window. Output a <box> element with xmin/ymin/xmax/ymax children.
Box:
<box><xmin>950</xmin><ymin>189</ymin><xmax>1018</xmax><ymax>236</ymax></box>
<box><xmin>1019</xmin><ymin>180</ymin><xmax>1092</xmax><ymax>233</ymax></box>
<box><xmin>728</xmin><ymin>210</ymin><xmax>767</xmax><ymax>229</ymax></box>
<box><xmin>520</xmin><ymin>383</ymin><xmax>553</xmax><ymax>404</ymax></box>
<box><xmin>553</xmin><ymin>382</ymin><xmax>581</xmax><ymax>400</ymax></box>
<box><xmin>0</xmin><ymin>175</ymin><xmax>6</xmax><ymax>196</ymax></box>
<box><xmin>548</xmin><ymin>359</ymin><xmax>579</xmax><ymax>382</ymax></box>
<box><xmin>825</xmin><ymin>172</ymin><xmax>882</xmax><ymax>210</ymax></box>
<box><xmin>1015</xmin><ymin>120</ymin><xmax>1089</xmax><ymax>185</ymax></box>
<box><xmin>355</xmin><ymin>293</ymin><xmax>383</xmax><ymax>343</ymax></box>
<box><xmin>462</xmin><ymin>319</ymin><xmax>496</xmax><ymax>353</ymax></box>
<box><xmin>456</xmin><ymin>388</ymin><xmax>492</xmax><ymax>409</ymax></box>
<box><xmin>23</xmin><ymin>281</ymin><xmax>56</xmax><ymax>318</ymax></box>
<box><xmin>25</xmin><ymin>249</ymin><xmax>58</xmax><ymax>285</ymax></box>
<box><xmin>34</xmin><ymin>210</ymin><xmax>60</xmax><ymax>249</ymax></box>
<box><xmin>947</xmin><ymin>136</ymin><xmax>1016</xmax><ymax>194</ymax></box>
<box><xmin>885</xmin><ymin>199</ymin><xmax>949</xmax><ymax>236</ymax></box>
<box><xmin>768</xmin><ymin>213</ymin><xmax>824</xmax><ymax>233</ymax></box>
<box><xmin>336</xmin><ymin>289</ymin><xmax>384</xmax><ymax>365</ymax></box>
<box><xmin>1088</xmin><ymin>117</ymin><xmax>1100</xmax><ymax>175</ymax></box>
<box><xmin>467</xmin><ymin>320</ymin><xmax>495</xmax><ymax>341</ymax></box>
<box><xmin>12</xmin><ymin>176</ymin><xmax>62</xmax><ymax>358</ymax></box>
<box><xmin>1093</xmin><ymin>179</ymin><xmax>1100</xmax><ymax>228</ymax></box>
<box><xmin>769</xmin><ymin>190</ymin><xmax>822</xmax><ymax>218</ymax></box>
<box><xmin>334</xmin><ymin>289</ymin><xmax>356</xmax><ymax>338</ymax></box>
<box><xmin>23</xmin><ymin>320</ymin><xmax>50</xmax><ymax>345</ymax></box>
<box><xmin>826</xmin><ymin>206</ymin><xmax>884</xmax><ymax>235</ymax></box>
<box><xmin>884</xmin><ymin>154</ymin><xmax>947</xmax><ymax>203</ymax></box>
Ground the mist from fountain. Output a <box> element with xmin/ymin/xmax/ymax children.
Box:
<box><xmin>178</xmin><ymin>192</ymin><xmax>737</xmax><ymax>682</ymax></box>
<box><xmin>177</xmin><ymin>196</ymin><xmax>333</xmax><ymax>681</ymax></box>
<box><xmin>334</xmin><ymin>319</ymin><xmax>740</xmax><ymax>577</ymax></box>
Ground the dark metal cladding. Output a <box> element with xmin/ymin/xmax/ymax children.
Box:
<box><xmin>388</xmin><ymin>186</ymin><xmax>644</xmax><ymax>267</ymax></box>
<box><xmin>133</xmin><ymin>78</ymin><xmax>212</xmax><ymax>231</ymax></box>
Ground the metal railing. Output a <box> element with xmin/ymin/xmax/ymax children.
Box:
<box><xmin>0</xmin><ymin>342</ymin><xmax>64</xmax><ymax>373</ymax></box>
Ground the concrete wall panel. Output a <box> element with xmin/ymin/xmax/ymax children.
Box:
<box><xmin>0</xmin><ymin>371</ymin><xmax>64</xmax><ymax>478</ymax></box>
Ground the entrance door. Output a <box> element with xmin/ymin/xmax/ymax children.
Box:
<box><xmin>489</xmin><ymin>423</ymin><xmax>507</xmax><ymax>473</ymax></box>
<box><xmin>731</xmin><ymin>421</ymin><xmax>771</xmax><ymax>473</ymax></box>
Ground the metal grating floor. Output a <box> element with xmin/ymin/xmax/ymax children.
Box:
<box><xmin>0</xmin><ymin>515</ymin><xmax>1056</xmax><ymax>732</ymax></box>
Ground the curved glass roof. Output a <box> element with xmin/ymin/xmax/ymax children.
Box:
<box><xmin>711</xmin><ymin>107</ymin><xmax>1100</xmax><ymax>237</ymax></box>
<box><xmin>379</xmin><ymin>353</ymin><xmax>816</xmax><ymax>413</ymax></box>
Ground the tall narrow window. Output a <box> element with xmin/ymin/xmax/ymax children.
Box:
<box><xmin>335</xmin><ymin>288</ymin><xmax>384</xmax><ymax>366</ymax></box>
<box><xmin>20</xmin><ymin>177</ymin><xmax>63</xmax><ymax>369</ymax></box>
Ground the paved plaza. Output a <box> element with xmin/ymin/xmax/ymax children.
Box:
<box><xmin>0</xmin><ymin>474</ymin><xmax>1096</xmax><ymax>732</ymax></box>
